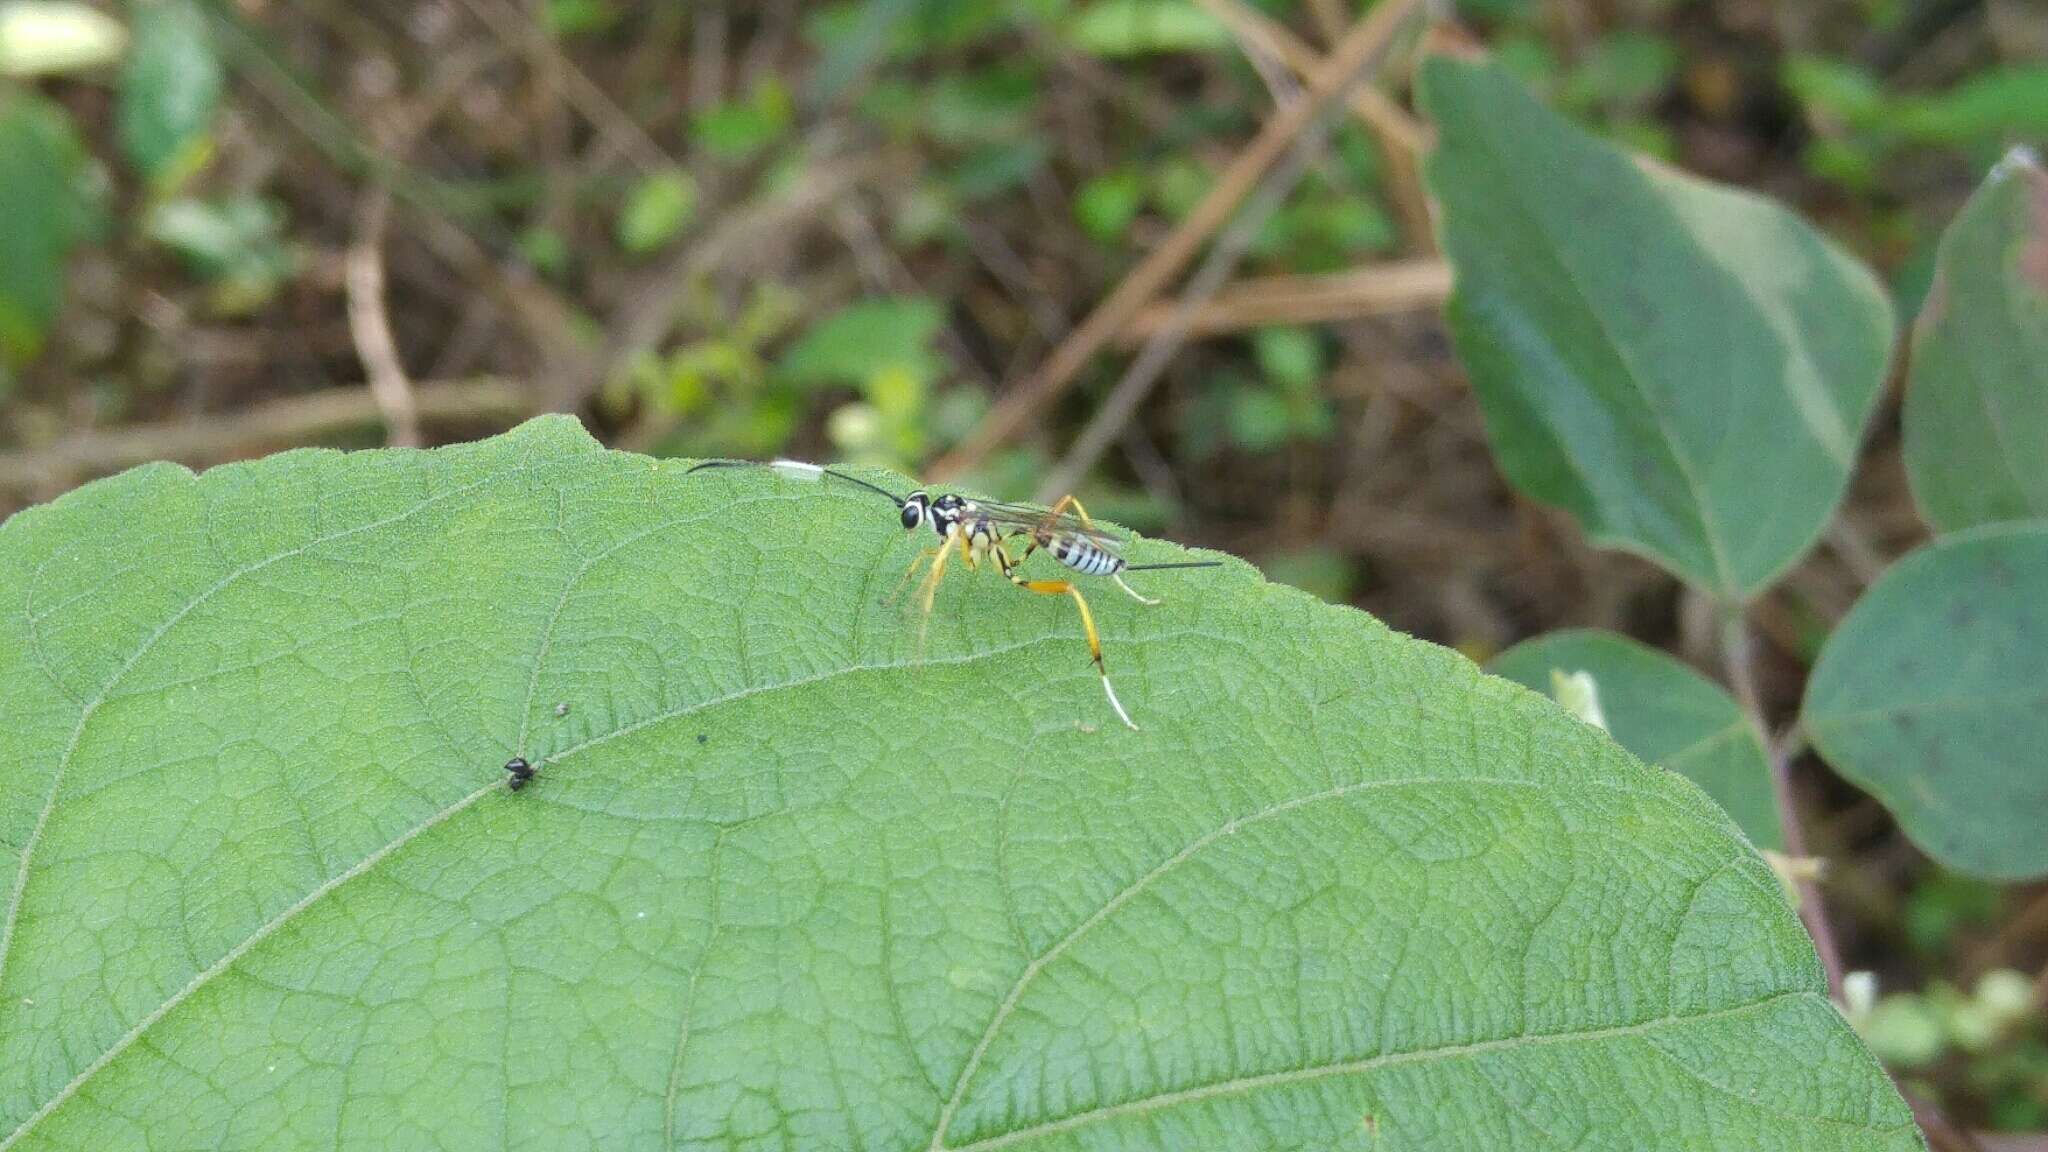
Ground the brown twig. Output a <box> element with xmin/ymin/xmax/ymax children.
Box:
<box><xmin>1117</xmin><ymin>258</ymin><xmax>1451</xmax><ymax>342</ymax></box>
<box><xmin>1192</xmin><ymin>0</ymin><xmax>1436</xmax><ymax>254</ymax></box>
<box><xmin>1191</xmin><ymin>0</ymin><xmax>1430</xmax><ymax>155</ymax></box>
<box><xmin>1720</xmin><ymin>611</ymin><xmax>1846</xmax><ymax>1000</ymax></box>
<box><xmin>344</xmin><ymin>189</ymin><xmax>422</xmax><ymax>447</ymax></box>
<box><xmin>0</xmin><ymin>379</ymin><xmax>532</xmax><ymax>496</ymax></box>
<box><xmin>927</xmin><ymin>0</ymin><xmax>1424</xmax><ymax>483</ymax></box>
<box><xmin>573</xmin><ymin>148</ymin><xmax>875</xmax><ymax>409</ymax></box>
<box><xmin>449</xmin><ymin>0</ymin><xmax>671</xmax><ymax>173</ymax></box>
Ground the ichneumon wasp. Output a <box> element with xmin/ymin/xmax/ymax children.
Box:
<box><xmin>685</xmin><ymin>459</ymin><xmax>1219</xmax><ymax>730</ymax></box>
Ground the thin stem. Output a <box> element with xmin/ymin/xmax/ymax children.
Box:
<box><xmin>1719</xmin><ymin>610</ymin><xmax>1845</xmax><ymax>1000</ymax></box>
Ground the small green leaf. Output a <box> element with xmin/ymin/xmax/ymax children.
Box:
<box><xmin>542</xmin><ymin>0</ymin><xmax>617</xmax><ymax>37</ymax></box>
<box><xmin>690</xmin><ymin>80</ymin><xmax>794</xmax><ymax>161</ymax></box>
<box><xmin>144</xmin><ymin>194</ymin><xmax>295</xmax><ymax>315</ymax></box>
<box><xmin>1783</xmin><ymin>54</ymin><xmax>1887</xmax><ymax>130</ymax></box>
<box><xmin>615</xmin><ymin>169</ymin><xmax>698</xmax><ymax>256</ymax></box>
<box><xmin>0</xmin><ymin>1</ymin><xmax>125</xmax><ymax>77</ymax></box>
<box><xmin>0</xmin><ymin>417</ymin><xmax>1920</xmax><ymax>1149</ymax></box>
<box><xmin>1560</xmin><ymin>31</ymin><xmax>1678</xmax><ymax>112</ymax></box>
<box><xmin>1067</xmin><ymin>0</ymin><xmax>1228</xmax><ymax>57</ymax></box>
<box><xmin>0</xmin><ymin>90</ymin><xmax>89</xmax><ymax>365</ymax></box>
<box><xmin>1492</xmin><ymin>629</ymin><xmax>1783</xmax><ymax>850</ymax></box>
<box><xmin>118</xmin><ymin>0</ymin><xmax>222</xmax><ymax>184</ymax></box>
<box><xmin>1804</xmin><ymin>523</ymin><xmax>2048</xmax><ymax>880</ymax></box>
<box><xmin>1904</xmin><ymin>149</ymin><xmax>2048</xmax><ymax>531</ymax></box>
<box><xmin>779</xmin><ymin>296</ymin><xmax>944</xmax><ymax>389</ymax></box>
<box><xmin>1252</xmin><ymin>327</ymin><xmax>1324</xmax><ymax>392</ymax></box>
<box><xmin>1893</xmin><ymin>66</ymin><xmax>2048</xmax><ymax>145</ymax></box>
<box><xmin>1075</xmin><ymin>169</ymin><xmax>1144</xmax><ymax>243</ymax></box>
<box><xmin>1420</xmin><ymin>56</ymin><xmax>1896</xmax><ymax>601</ymax></box>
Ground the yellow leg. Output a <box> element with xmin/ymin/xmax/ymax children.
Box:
<box><xmin>914</xmin><ymin>528</ymin><xmax>962</xmax><ymax>660</ymax></box>
<box><xmin>1003</xmin><ymin>564</ymin><xmax>1138</xmax><ymax>731</ymax></box>
<box><xmin>1048</xmin><ymin>494</ymin><xmax>1159</xmax><ymax>605</ymax></box>
<box><xmin>887</xmin><ymin>546</ymin><xmax>941</xmax><ymax>607</ymax></box>
<box><xmin>1044</xmin><ymin>493</ymin><xmax>1099</xmax><ymax>533</ymax></box>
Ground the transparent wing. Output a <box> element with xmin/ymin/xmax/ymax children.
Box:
<box><xmin>970</xmin><ymin>499</ymin><xmax>1126</xmax><ymax>551</ymax></box>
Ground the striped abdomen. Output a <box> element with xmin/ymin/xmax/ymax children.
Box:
<box><xmin>1050</xmin><ymin>534</ymin><xmax>1121</xmax><ymax>577</ymax></box>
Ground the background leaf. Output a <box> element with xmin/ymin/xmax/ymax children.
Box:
<box><xmin>117</xmin><ymin>0</ymin><xmax>222</xmax><ymax>183</ymax></box>
<box><xmin>1904</xmin><ymin>149</ymin><xmax>2048</xmax><ymax>532</ymax></box>
<box><xmin>0</xmin><ymin>90</ymin><xmax>89</xmax><ymax>366</ymax></box>
<box><xmin>1420</xmin><ymin>56</ymin><xmax>1896</xmax><ymax>601</ymax></box>
<box><xmin>1066</xmin><ymin>0</ymin><xmax>1228</xmax><ymax>58</ymax></box>
<box><xmin>1492</xmin><ymin>629</ymin><xmax>1783</xmax><ymax>850</ymax></box>
<box><xmin>0</xmin><ymin>419</ymin><xmax>1917</xmax><ymax>1149</ymax></box>
<box><xmin>1804</xmin><ymin>524</ymin><xmax>2048</xmax><ymax>880</ymax></box>
<box><xmin>778</xmin><ymin>296</ymin><xmax>944</xmax><ymax>388</ymax></box>
<box><xmin>615</xmin><ymin>168</ymin><xmax>699</xmax><ymax>256</ymax></box>
<box><xmin>0</xmin><ymin>1</ymin><xmax>126</xmax><ymax>76</ymax></box>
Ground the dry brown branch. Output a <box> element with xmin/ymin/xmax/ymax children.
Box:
<box><xmin>929</xmin><ymin>0</ymin><xmax>1424</xmax><ymax>483</ymax></box>
<box><xmin>1118</xmin><ymin>258</ymin><xmax>1451</xmax><ymax>342</ymax></box>
<box><xmin>449</xmin><ymin>0</ymin><xmax>671</xmax><ymax>173</ymax></box>
<box><xmin>1193</xmin><ymin>0</ymin><xmax>1436</xmax><ymax>253</ymax></box>
<box><xmin>344</xmin><ymin>189</ymin><xmax>422</xmax><ymax>447</ymax></box>
<box><xmin>1192</xmin><ymin>0</ymin><xmax>1430</xmax><ymax>155</ymax></box>
<box><xmin>1033</xmin><ymin>4</ymin><xmax>1424</xmax><ymax>500</ymax></box>
<box><xmin>0</xmin><ymin>379</ymin><xmax>532</xmax><ymax>495</ymax></box>
<box><xmin>571</xmin><ymin>150</ymin><xmax>876</xmax><ymax>409</ymax></box>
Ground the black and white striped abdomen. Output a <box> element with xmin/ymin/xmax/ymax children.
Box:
<box><xmin>1051</xmin><ymin>536</ymin><xmax>1122</xmax><ymax>577</ymax></box>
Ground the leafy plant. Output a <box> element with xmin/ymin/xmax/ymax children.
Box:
<box><xmin>1492</xmin><ymin>630</ymin><xmax>1781</xmax><ymax>851</ymax></box>
<box><xmin>0</xmin><ymin>88</ymin><xmax>94</xmax><ymax>369</ymax></box>
<box><xmin>1903</xmin><ymin>149</ymin><xmax>2048</xmax><ymax>531</ymax></box>
<box><xmin>1425</xmin><ymin>58</ymin><xmax>2048</xmax><ymax>890</ymax></box>
<box><xmin>0</xmin><ymin>417</ymin><xmax>1921</xmax><ymax>1149</ymax></box>
<box><xmin>1423</xmin><ymin>55</ymin><xmax>1895</xmax><ymax>603</ymax></box>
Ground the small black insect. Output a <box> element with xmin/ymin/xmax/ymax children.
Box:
<box><xmin>504</xmin><ymin>757</ymin><xmax>536</xmax><ymax>791</ymax></box>
<box><xmin>696</xmin><ymin>733</ymin><xmax>709</xmax><ymax>746</ymax></box>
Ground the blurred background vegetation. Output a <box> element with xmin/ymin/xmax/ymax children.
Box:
<box><xmin>0</xmin><ymin>0</ymin><xmax>2044</xmax><ymax>1139</ymax></box>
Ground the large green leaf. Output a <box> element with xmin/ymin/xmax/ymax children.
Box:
<box><xmin>1420</xmin><ymin>56</ymin><xmax>1896</xmax><ymax>602</ymax></box>
<box><xmin>1904</xmin><ymin>149</ymin><xmax>2048</xmax><ymax>532</ymax></box>
<box><xmin>1492</xmin><ymin>629</ymin><xmax>1782</xmax><ymax>850</ymax></box>
<box><xmin>1805</xmin><ymin>524</ymin><xmax>2048</xmax><ymax>881</ymax></box>
<box><xmin>0</xmin><ymin>419</ymin><xmax>1918</xmax><ymax>1149</ymax></box>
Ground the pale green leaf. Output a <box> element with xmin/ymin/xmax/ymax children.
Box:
<box><xmin>1420</xmin><ymin>56</ymin><xmax>1896</xmax><ymax>601</ymax></box>
<box><xmin>0</xmin><ymin>419</ymin><xmax>1919</xmax><ymax>1149</ymax></box>
<box><xmin>1804</xmin><ymin>523</ymin><xmax>2048</xmax><ymax>881</ymax></box>
<box><xmin>117</xmin><ymin>0</ymin><xmax>221</xmax><ymax>183</ymax></box>
<box><xmin>616</xmin><ymin>169</ymin><xmax>699</xmax><ymax>257</ymax></box>
<box><xmin>779</xmin><ymin>296</ymin><xmax>944</xmax><ymax>388</ymax></box>
<box><xmin>0</xmin><ymin>1</ymin><xmax>125</xmax><ymax>77</ymax></box>
<box><xmin>1067</xmin><ymin>0</ymin><xmax>1227</xmax><ymax>57</ymax></box>
<box><xmin>1904</xmin><ymin>149</ymin><xmax>2048</xmax><ymax>531</ymax></box>
<box><xmin>1492</xmin><ymin>629</ymin><xmax>1783</xmax><ymax>851</ymax></box>
<box><xmin>0</xmin><ymin>90</ymin><xmax>88</xmax><ymax>365</ymax></box>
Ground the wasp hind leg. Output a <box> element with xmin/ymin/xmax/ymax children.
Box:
<box><xmin>1111</xmin><ymin>574</ymin><xmax>1160</xmax><ymax>606</ymax></box>
<box><xmin>1046</xmin><ymin>494</ymin><xmax>1162</xmax><ymax>607</ymax></box>
<box><xmin>1001</xmin><ymin>562</ymin><xmax>1138</xmax><ymax>732</ymax></box>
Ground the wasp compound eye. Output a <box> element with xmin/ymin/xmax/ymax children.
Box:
<box><xmin>504</xmin><ymin>757</ymin><xmax>536</xmax><ymax>791</ymax></box>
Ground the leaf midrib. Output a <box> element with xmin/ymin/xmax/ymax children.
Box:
<box><xmin>0</xmin><ymin>632</ymin><xmax>1095</xmax><ymax>1150</ymax></box>
<box><xmin>0</xmin><ymin>457</ymin><xmax>546</xmax><ymax>997</ymax></box>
